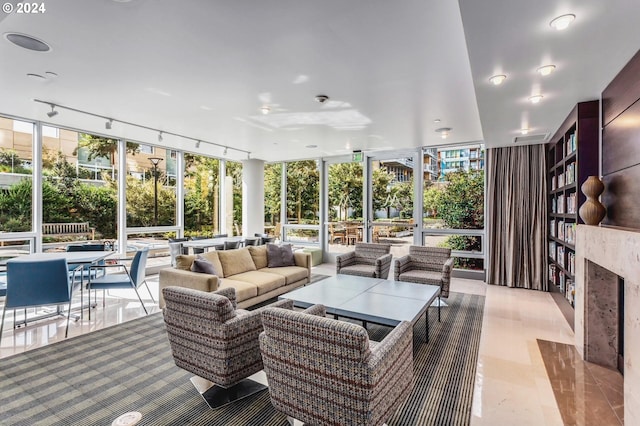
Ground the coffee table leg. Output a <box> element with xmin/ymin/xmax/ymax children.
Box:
<box><xmin>426</xmin><ymin>309</ymin><xmax>429</xmax><ymax>343</ymax></box>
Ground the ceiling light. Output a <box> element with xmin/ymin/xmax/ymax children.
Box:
<box><xmin>435</xmin><ymin>127</ymin><xmax>452</xmax><ymax>139</ymax></box>
<box><xmin>195</xmin><ymin>140</ymin><xmax>201</xmax><ymax>148</ymax></box>
<box><xmin>158</xmin><ymin>132</ymin><xmax>163</xmax><ymax>142</ymax></box>
<box><xmin>489</xmin><ymin>74</ymin><xmax>507</xmax><ymax>85</ymax></box>
<box><xmin>46</xmin><ymin>104</ymin><xmax>58</xmax><ymax>118</ymax></box>
<box><xmin>537</xmin><ymin>65</ymin><xmax>556</xmax><ymax>76</ymax></box>
<box><xmin>105</xmin><ymin>119</ymin><xmax>113</xmax><ymax>130</ymax></box>
<box><xmin>261</xmin><ymin>106</ymin><xmax>271</xmax><ymax>115</ymax></box>
<box><xmin>45</xmin><ymin>71</ymin><xmax>58</xmax><ymax>78</ymax></box>
<box><xmin>305</xmin><ymin>144</ymin><xmax>318</xmax><ymax>149</ymax></box>
<box><xmin>433</xmin><ymin>119</ymin><xmax>441</xmax><ymax>123</ymax></box>
<box><xmin>247</xmin><ymin>152</ymin><xmax>251</xmax><ymax>160</ymax></box>
<box><xmin>521</xmin><ymin>128</ymin><xmax>529</xmax><ymax>135</ymax></box>
<box><xmin>223</xmin><ymin>147</ymin><xmax>228</xmax><ymax>156</ymax></box>
<box><xmin>528</xmin><ymin>95</ymin><xmax>544</xmax><ymax>104</ymax></box>
<box><xmin>315</xmin><ymin>94</ymin><xmax>329</xmax><ymax>103</ymax></box>
<box><xmin>5</xmin><ymin>33</ymin><xmax>51</xmax><ymax>52</ymax></box>
<box><xmin>550</xmin><ymin>14</ymin><xmax>575</xmax><ymax>31</ymax></box>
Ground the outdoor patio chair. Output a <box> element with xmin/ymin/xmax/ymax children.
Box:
<box><xmin>259</xmin><ymin>304</ymin><xmax>413</xmax><ymax>425</ymax></box>
<box><xmin>335</xmin><ymin>242</ymin><xmax>392</xmax><ymax>279</ymax></box>
<box><xmin>394</xmin><ymin>246</ymin><xmax>454</xmax><ymax>298</ymax></box>
<box><xmin>162</xmin><ymin>286</ymin><xmax>293</xmax><ymax>408</ymax></box>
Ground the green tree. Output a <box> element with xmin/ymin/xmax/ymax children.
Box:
<box><xmin>436</xmin><ymin>170</ymin><xmax>484</xmax><ymax>229</ymax></box>
<box><xmin>286</xmin><ymin>161</ymin><xmax>319</xmax><ymax>224</ymax></box>
<box><xmin>264</xmin><ymin>163</ymin><xmax>281</xmax><ymax>226</ymax></box>
<box><xmin>123</xmin><ymin>175</ymin><xmax>176</xmax><ymax>227</ymax></box>
<box><xmin>75</xmin><ymin>133</ymin><xmax>140</xmax><ymax>163</ymax></box>
<box><xmin>423</xmin><ymin>183</ymin><xmax>443</xmax><ymax>217</ymax></box>
<box><xmin>328</xmin><ymin>162</ymin><xmax>363</xmax><ymax>220</ymax></box>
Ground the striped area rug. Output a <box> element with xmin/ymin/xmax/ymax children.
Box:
<box><xmin>0</xmin><ymin>292</ymin><xmax>484</xmax><ymax>426</ymax></box>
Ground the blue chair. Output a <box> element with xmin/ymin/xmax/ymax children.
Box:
<box><xmin>87</xmin><ymin>248</ymin><xmax>153</xmax><ymax>315</ymax></box>
<box><xmin>0</xmin><ymin>258</ymin><xmax>74</xmax><ymax>346</ymax></box>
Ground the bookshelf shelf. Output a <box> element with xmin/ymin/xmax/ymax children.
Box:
<box><xmin>547</xmin><ymin>100</ymin><xmax>599</xmax><ymax>329</ymax></box>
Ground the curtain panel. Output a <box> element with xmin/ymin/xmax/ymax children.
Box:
<box><xmin>487</xmin><ymin>145</ymin><xmax>548</xmax><ymax>290</ymax></box>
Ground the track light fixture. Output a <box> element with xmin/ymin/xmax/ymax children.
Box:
<box><xmin>46</xmin><ymin>104</ymin><xmax>58</xmax><ymax>118</ymax></box>
<box><xmin>247</xmin><ymin>152</ymin><xmax>251</xmax><ymax>160</ymax></box>
<box><xmin>223</xmin><ymin>147</ymin><xmax>228</xmax><ymax>156</ymax></box>
<box><xmin>34</xmin><ymin>99</ymin><xmax>251</xmax><ymax>157</ymax></box>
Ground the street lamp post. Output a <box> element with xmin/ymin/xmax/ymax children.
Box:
<box><xmin>148</xmin><ymin>157</ymin><xmax>163</xmax><ymax>226</ymax></box>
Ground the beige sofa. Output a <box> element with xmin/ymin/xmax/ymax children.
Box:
<box><xmin>159</xmin><ymin>245</ymin><xmax>311</xmax><ymax>309</ymax></box>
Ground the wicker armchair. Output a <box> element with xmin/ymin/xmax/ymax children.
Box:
<box><xmin>162</xmin><ymin>286</ymin><xmax>293</xmax><ymax>408</ymax></box>
<box><xmin>259</xmin><ymin>304</ymin><xmax>413</xmax><ymax>426</ymax></box>
<box><xmin>335</xmin><ymin>242</ymin><xmax>392</xmax><ymax>279</ymax></box>
<box><xmin>394</xmin><ymin>246</ymin><xmax>454</xmax><ymax>298</ymax></box>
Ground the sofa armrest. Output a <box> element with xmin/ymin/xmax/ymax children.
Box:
<box><xmin>368</xmin><ymin>320</ymin><xmax>413</xmax><ymax>386</ymax></box>
<box><xmin>294</xmin><ymin>252</ymin><xmax>312</xmax><ymax>273</ymax></box>
<box><xmin>336</xmin><ymin>251</ymin><xmax>356</xmax><ymax>273</ymax></box>
<box><xmin>375</xmin><ymin>253</ymin><xmax>393</xmax><ymax>279</ymax></box>
<box><xmin>393</xmin><ymin>255</ymin><xmax>412</xmax><ymax>280</ymax></box>
<box><xmin>302</xmin><ymin>303</ymin><xmax>326</xmax><ymax>317</ymax></box>
<box><xmin>159</xmin><ymin>268</ymin><xmax>220</xmax><ymax>308</ymax></box>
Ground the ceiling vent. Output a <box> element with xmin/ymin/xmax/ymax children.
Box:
<box><xmin>513</xmin><ymin>133</ymin><xmax>549</xmax><ymax>144</ymax></box>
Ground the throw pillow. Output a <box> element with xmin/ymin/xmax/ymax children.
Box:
<box><xmin>248</xmin><ymin>245</ymin><xmax>268</xmax><ymax>269</ymax></box>
<box><xmin>190</xmin><ymin>255</ymin><xmax>218</xmax><ymax>275</ymax></box>
<box><xmin>266</xmin><ymin>244</ymin><xmax>295</xmax><ymax>268</ymax></box>
<box><xmin>217</xmin><ymin>248</ymin><xmax>257</xmax><ymax>276</ymax></box>
<box><xmin>175</xmin><ymin>254</ymin><xmax>196</xmax><ymax>271</ymax></box>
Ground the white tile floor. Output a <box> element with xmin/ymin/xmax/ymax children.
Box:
<box><xmin>0</xmin><ymin>264</ymin><xmax>578</xmax><ymax>425</ymax></box>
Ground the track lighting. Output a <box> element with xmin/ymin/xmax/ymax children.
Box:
<box><xmin>33</xmin><ymin>99</ymin><xmax>252</xmax><ymax>158</ymax></box>
<box><xmin>46</xmin><ymin>104</ymin><xmax>58</xmax><ymax>118</ymax></box>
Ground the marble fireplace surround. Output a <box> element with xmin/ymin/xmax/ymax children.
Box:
<box><xmin>576</xmin><ymin>225</ymin><xmax>640</xmax><ymax>424</ymax></box>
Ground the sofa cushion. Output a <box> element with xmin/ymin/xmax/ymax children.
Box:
<box><xmin>175</xmin><ymin>254</ymin><xmax>196</xmax><ymax>271</ymax></box>
<box><xmin>260</xmin><ymin>266</ymin><xmax>308</xmax><ymax>285</ymax></box>
<box><xmin>199</xmin><ymin>251</ymin><xmax>225</xmax><ymax>278</ymax></box>
<box><xmin>267</xmin><ymin>244</ymin><xmax>295</xmax><ymax>267</ymax></box>
<box><xmin>217</xmin><ymin>279</ymin><xmax>258</xmax><ymax>302</ymax></box>
<box><xmin>190</xmin><ymin>255</ymin><xmax>218</xmax><ymax>275</ymax></box>
<box><xmin>229</xmin><ymin>271</ymin><xmax>285</xmax><ymax>295</ymax></box>
<box><xmin>248</xmin><ymin>245</ymin><xmax>268</xmax><ymax>269</ymax></box>
<box><xmin>217</xmin><ymin>248</ymin><xmax>256</xmax><ymax>277</ymax></box>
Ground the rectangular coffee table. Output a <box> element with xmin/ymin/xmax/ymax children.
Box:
<box><xmin>279</xmin><ymin>275</ymin><xmax>441</xmax><ymax>342</ymax></box>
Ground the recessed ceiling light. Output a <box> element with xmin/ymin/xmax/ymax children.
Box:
<box><xmin>435</xmin><ymin>127</ymin><xmax>452</xmax><ymax>139</ymax></box>
<box><xmin>433</xmin><ymin>118</ymin><xmax>441</xmax><ymax>123</ymax></box>
<box><xmin>521</xmin><ymin>128</ymin><xmax>529</xmax><ymax>135</ymax></box>
<box><xmin>537</xmin><ymin>65</ymin><xmax>556</xmax><ymax>76</ymax></box>
<box><xmin>261</xmin><ymin>105</ymin><xmax>271</xmax><ymax>115</ymax></box>
<box><xmin>305</xmin><ymin>144</ymin><xmax>318</xmax><ymax>149</ymax></box>
<box><xmin>528</xmin><ymin>95</ymin><xmax>544</xmax><ymax>104</ymax></box>
<box><xmin>4</xmin><ymin>33</ymin><xmax>51</xmax><ymax>52</ymax></box>
<box><xmin>550</xmin><ymin>14</ymin><xmax>575</xmax><ymax>31</ymax></box>
<box><xmin>489</xmin><ymin>74</ymin><xmax>507</xmax><ymax>85</ymax></box>
<box><xmin>27</xmin><ymin>73</ymin><xmax>46</xmax><ymax>81</ymax></box>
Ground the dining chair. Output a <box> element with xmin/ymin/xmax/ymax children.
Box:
<box><xmin>88</xmin><ymin>248</ymin><xmax>153</xmax><ymax>316</ymax></box>
<box><xmin>66</xmin><ymin>243</ymin><xmax>107</xmax><ymax>319</ymax></box>
<box><xmin>211</xmin><ymin>233</ymin><xmax>228</xmax><ymax>250</ymax></box>
<box><xmin>243</xmin><ymin>237</ymin><xmax>261</xmax><ymax>247</ymax></box>
<box><xmin>224</xmin><ymin>240</ymin><xmax>242</xmax><ymax>250</ymax></box>
<box><xmin>190</xmin><ymin>235</ymin><xmax>211</xmax><ymax>255</ymax></box>
<box><xmin>168</xmin><ymin>238</ymin><xmax>190</xmax><ymax>255</ymax></box>
<box><xmin>0</xmin><ymin>258</ymin><xmax>74</xmax><ymax>346</ymax></box>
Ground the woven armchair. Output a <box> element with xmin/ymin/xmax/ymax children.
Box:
<box><xmin>259</xmin><ymin>304</ymin><xmax>413</xmax><ymax>426</ymax></box>
<box><xmin>162</xmin><ymin>286</ymin><xmax>293</xmax><ymax>408</ymax></box>
<box><xmin>335</xmin><ymin>242</ymin><xmax>392</xmax><ymax>279</ymax></box>
<box><xmin>394</xmin><ymin>246</ymin><xmax>454</xmax><ymax>298</ymax></box>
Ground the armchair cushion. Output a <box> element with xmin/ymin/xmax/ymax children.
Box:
<box><xmin>336</xmin><ymin>243</ymin><xmax>392</xmax><ymax>279</ymax></box>
<box><xmin>266</xmin><ymin>244</ymin><xmax>295</xmax><ymax>268</ymax></box>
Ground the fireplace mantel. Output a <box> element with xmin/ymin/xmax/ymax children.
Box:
<box><xmin>576</xmin><ymin>225</ymin><xmax>640</xmax><ymax>424</ymax></box>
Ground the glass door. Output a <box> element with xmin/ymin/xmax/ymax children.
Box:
<box><xmin>366</xmin><ymin>150</ymin><xmax>421</xmax><ymax>259</ymax></box>
<box><xmin>324</xmin><ymin>158</ymin><xmax>364</xmax><ymax>258</ymax></box>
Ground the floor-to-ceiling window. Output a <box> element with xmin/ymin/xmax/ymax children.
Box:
<box><xmin>264</xmin><ymin>162</ymin><xmax>282</xmax><ymax>239</ymax></box>
<box><xmin>283</xmin><ymin>160</ymin><xmax>319</xmax><ymax>244</ymax></box>
<box><xmin>184</xmin><ymin>153</ymin><xmax>220</xmax><ymax>237</ymax></box>
<box><xmin>326</xmin><ymin>159</ymin><xmax>364</xmax><ymax>255</ymax></box>
<box><xmin>423</xmin><ymin>144</ymin><xmax>485</xmax><ymax>274</ymax></box>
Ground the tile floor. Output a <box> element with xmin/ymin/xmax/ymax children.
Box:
<box><xmin>0</xmin><ymin>264</ymin><xmax>624</xmax><ymax>425</ymax></box>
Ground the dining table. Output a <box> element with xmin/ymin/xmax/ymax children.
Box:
<box><xmin>181</xmin><ymin>236</ymin><xmax>247</xmax><ymax>253</ymax></box>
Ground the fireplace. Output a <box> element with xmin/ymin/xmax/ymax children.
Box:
<box><xmin>575</xmin><ymin>225</ymin><xmax>640</xmax><ymax>424</ymax></box>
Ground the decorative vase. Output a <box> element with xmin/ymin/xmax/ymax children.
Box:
<box><xmin>578</xmin><ymin>176</ymin><xmax>606</xmax><ymax>225</ymax></box>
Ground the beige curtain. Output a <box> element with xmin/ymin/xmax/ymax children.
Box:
<box><xmin>487</xmin><ymin>145</ymin><xmax>548</xmax><ymax>290</ymax></box>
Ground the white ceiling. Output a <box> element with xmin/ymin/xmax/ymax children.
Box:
<box><xmin>0</xmin><ymin>0</ymin><xmax>638</xmax><ymax>162</ymax></box>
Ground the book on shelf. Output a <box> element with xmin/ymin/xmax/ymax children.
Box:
<box><xmin>558</xmin><ymin>174</ymin><xmax>565</xmax><ymax>188</ymax></box>
<box><xmin>551</xmin><ymin>175</ymin><xmax>556</xmax><ymax>190</ymax></box>
<box><xmin>551</xmin><ymin>198</ymin><xmax>557</xmax><ymax>213</ymax></box>
<box><xmin>557</xmin><ymin>245</ymin><xmax>565</xmax><ymax>268</ymax></box>
<box><xmin>549</xmin><ymin>241</ymin><xmax>556</xmax><ymax>260</ymax></box>
<box><xmin>564</xmin><ymin>222</ymin><xmax>576</xmax><ymax>244</ymax></box>
<box><xmin>559</xmin><ymin>273</ymin><xmax>566</xmax><ymax>292</ymax></box>
<box><xmin>566</xmin><ymin>193</ymin><xmax>577</xmax><ymax>214</ymax></box>
<box><xmin>565</xmin><ymin>162</ymin><xmax>576</xmax><ymax>185</ymax></box>
<box><xmin>568</xmin><ymin>252</ymin><xmax>575</xmax><ymax>275</ymax></box>
<box><xmin>557</xmin><ymin>194</ymin><xmax>565</xmax><ymax>213</ymax></box>
<box><xmin>550</xmin><ymin>219</ymin><xmax>556</xmax><ymax>237</ymax></box>
<box><xmin>566</xmin><ymin>133</ymin><xmax>576</xmax><ymax>155</ymax></box>
<box><xmin>549</xmin><ymin>264</ymin><xmax>557</xmax><ymax>285</ymax></box>
<box><xmin>566</xmin><ymin>278</ymin><xmax>575</xmax><ymax>305</ymax></box>
<box><xmin>557</xmin><ymin>220</ymin><xmax>565</xmax><ymax>241</ymax></box>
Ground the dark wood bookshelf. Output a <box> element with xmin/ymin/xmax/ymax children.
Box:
<box><xmin>547</xmin><ymin>100</ymin><xmax>599</xmax><ymax>331</ymax></box>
